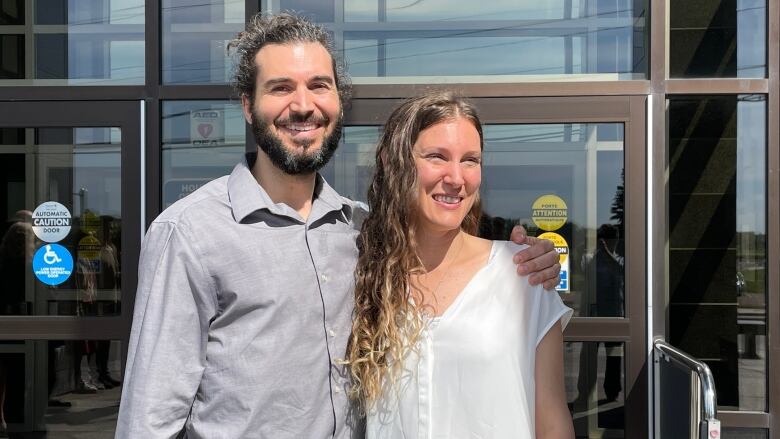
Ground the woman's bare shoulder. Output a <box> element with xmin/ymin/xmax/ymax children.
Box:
<box><xmin>461</xmin><ymin>234</ymin><xmax>494</xmax><ymax>261</ymax></box>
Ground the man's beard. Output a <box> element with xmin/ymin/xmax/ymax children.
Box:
<box><xmin>250</xmin><ymin>109</ymin><xmax>342</xmax><ymax>175</ymax></box>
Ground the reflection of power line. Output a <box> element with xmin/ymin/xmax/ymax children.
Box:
<box><xmin>387</xmin><ymin>0</ymin><xmax>426</xmax><ymax>10</ymax></box>
<box><xmin>345</xmin><ymin>25</ymin><xmax>640</xmax><ymax>76</ymax></box>
<box><xmin>485</xmin><ymin>129</ymin><xmax>585</xmax><ymax>143</ymax></box>
<box><xmin>39</xmin><ymin>0</ymin><xmax>244</xmax><ymax>26</ymax></box>
<box><xmin>341</xmin><ymin>7</ymin><xmax>640</xmax><ymax>53</ymax></box>
<box><xmin>341</xmin><ymin>17</ymin><xmax>650</xmax><ymax>75</ymax></box>
<box><xmin>162</xmin><ymin>144</ymin><xmax>245</xmax><ymax>151</ymax></box>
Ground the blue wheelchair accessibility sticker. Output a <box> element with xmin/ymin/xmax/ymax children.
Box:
<box><xmin>558</xmin><ymin>270</ymin><xmax>568</xmax><ymax>291</ymax></box>
<box><xmin>33</xmin><ymin>244</ymin><xmax>73</xmax><ymax>286</ymax></box>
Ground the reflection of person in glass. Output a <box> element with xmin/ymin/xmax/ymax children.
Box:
<box><xmin>575</xmin><ymin>224</ymin><xmax>624</xmax><ymax>406</ymax></box>
<box><xmin>73</xmin><ymin>216</ymin><xmax>122</xmax><ymax>392</ymax></box>
<box><xmin>116</xmin><ymin>13</ymin><xmax>562</xmax><ymax>438</ymax></box>
<box><xmin>346</xmin><ymin>92</ymin><xmax>574</xmax><ymax>437</ymax></box>
<box><xmin>593</xmin><ymin>224</ymin><xmax>624</xmax><ymax>318</ymax></box>
<box><xmin>96</xmin><ymin>215</ymin><xmax>121</xmax><ymax>388</ymax></box>
<box><xmin>0</xmin><ymin>211</ymin><xmax>33</xmax><ymax>437</ymax></box>
<box><xmin>0</xmin><ymin>210</ymin><xmax>33</xmax><ymax>315</ymax></box>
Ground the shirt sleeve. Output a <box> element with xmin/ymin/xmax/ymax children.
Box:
<box><xmin>116</xmin><ymin>220</ymin><xmax>218</xmax><ymax>438</ymax></box>
<box><xmin>534</xmin><ymin>286</ymin><xmax>573</xmax><ymax>347</ymax></box>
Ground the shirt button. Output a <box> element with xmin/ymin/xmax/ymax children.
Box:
<box><xmin>321</xmin><ymin>274</ymin><xmax>329</xmax><ymax>283</ymax></box>
<box><xmin>328</xmin><ymin>328</ymin><xmax>336</xmax><ymax>337</ymax></box>
<box><xmin>334</xmin><ymin>387</ymin><xmax>341</xmax><ymax>394</ymax></box>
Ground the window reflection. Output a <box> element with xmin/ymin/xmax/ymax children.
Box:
<box><xmin>565</xmin><ymin>341</ymin><xmax>626</xmax><ymax>438</ymax></box>
<box><xmin>0</xmin><ymin>1</ymin><xmax>24</xmax><ymax>25</ymax></box>
<box><xmin>0</xmin><ymin>0</ymin><xmax>144</xmax><ymax>85</ymax></box>
<box><xmin>265</xmin><ymin>0</ymin><xmax>648</xmax><ymax>82</ymax></box>
<box><xmin>0</xmin><ymin>128</ymin><xmax>122</xmax><ymax>316</ymax></box>
<box><xmin>0</xmin><ymin>34</ymin><xmax>24</xmax><ymax>79</ymax></box>
<box><xmin>0</xmin><ymin>340</ymin><xmax>122</xmax><ymax>436</ymax></box>
<box><xmin>162</xmin><ymin>101</ymin><xmax>246</xmax><ymax>207</ymax></box>
<box><xmin>670</xmin><ymin>0</ymin><xmax>766</xmax><ymax>78</ymax></box>
<box><xmin>667</xmin><ymin>95</ymin><xmax>767</xmax><ymax>411</ymax></box>
<box><xmin>162</xmin><ymin>0</ymin><xmax>244</xmax><ymax>84</ymax></box>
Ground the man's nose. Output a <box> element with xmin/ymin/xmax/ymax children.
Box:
<box><xmin>289</xmin><ymin>87</ymin><xmax>315</xmax><ymax>114</ymax></box>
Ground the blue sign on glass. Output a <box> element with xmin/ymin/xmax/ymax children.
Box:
<box><xmin>33</xmin><ymin>244</ymin><xmax>73</xmax><ymax>286</ymax></box>
<box><xmin>558</xmin><ymin>270</ymin><xmax>568</xmax><ymax>291</ymax></box>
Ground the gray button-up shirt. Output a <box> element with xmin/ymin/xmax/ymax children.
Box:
<box><xmin>117</xmin><ymin>161</ymin><xmax>365</xmax><ymax>438</ymax></box>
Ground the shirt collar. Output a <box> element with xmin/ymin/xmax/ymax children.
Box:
<box><xmin>227</xmin><ymin>160</ymin><xmax>353</xmax><ymax>224</ymax></box>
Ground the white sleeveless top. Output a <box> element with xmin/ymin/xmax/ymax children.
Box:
<box><xmin>366</xmin><ymin>241</ymin><xmax>573</xmax><ymax>439</ymax></box>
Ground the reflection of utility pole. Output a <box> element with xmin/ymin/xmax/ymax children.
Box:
<box><xmin>73</xmin><ymin>187</ymin><xmax>87</xmax><ymax>216</ymax></box>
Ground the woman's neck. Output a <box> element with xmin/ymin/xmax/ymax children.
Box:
<box><xmin>415</xmin><ymin>228</ymin><xmax>463</xmax><ymax>272</ymax></box>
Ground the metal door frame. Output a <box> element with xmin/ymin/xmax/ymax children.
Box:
<box><xmin>346</xmin><ymin>95</ymin><xmax>648</xmax><ymax>438</ymax></box>
<box><xmin>0</xmin><ymin>100</ymin><xmax>141</xmax><ymax>350</ymax></box>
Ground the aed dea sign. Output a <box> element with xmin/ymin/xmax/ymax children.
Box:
<box><xmin>190</xmin><ymin>110</ymin><xmax>224</xmax><ymax>146</ymax></box>
<box><xmin>32</xmin><ymin>202</ymin><xmax>72</xmax><ymax>242</ymax></box>
<box><xmin>531</xmin><ymin>195</ymin><xmax>567</xmax><ymax>232</ymax></box>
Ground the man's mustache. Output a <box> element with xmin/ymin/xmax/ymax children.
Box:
<box><xmin>274</xmin><ymin>114</ymin><xmax>330</xmax><ymax>126</ymax></box>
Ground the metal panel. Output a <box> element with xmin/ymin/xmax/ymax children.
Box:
<box><xmin>144</xmin><ymin>99</ymin><xmax>161</xmax><ymax>228</ymax></box>
<box><xmin>766</xmin><ymin>0</ymin><xmax>780</xmax><ymax>436</ymax></box>
<box><xmin>665</xmin><ymin>79</ymin><xmax>769</xmax><ymax>94</ymax></box>
<box><xmin>351</xmin><ymin>81</ymin><xmax>653</xmax><ymax>99</ymax></box>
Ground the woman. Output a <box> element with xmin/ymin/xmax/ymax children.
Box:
<box><xmin>347</xmin><ymin>91</ymin><xmax>574</xmax><ymax>438</ymax></box>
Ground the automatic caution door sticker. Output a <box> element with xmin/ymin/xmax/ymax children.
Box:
<box><xmin>33</xmin><ymin>244</ymin><xmax>74</xmax><ymax>286</ymax></box>
<box><xmin>32</xmin><ymin>202</ymin><xmax>72</xmax><ymax>242</ymax></box>
<box><xmin>531</xmin><ymin>195</ymin><xmax>568</xmax><ymax>232</ymax></box>
<box><xmin>538</xmin><ymin>232</ymin><xmax>570</xmax><ymax>293</ymax></box>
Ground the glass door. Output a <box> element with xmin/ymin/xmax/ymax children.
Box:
<box><xmin>335</xmin><ymin>95</ymin><xmax>648</xmax><ymax>438</ymax></box>
<box><xmin>0</xmin><ymin>101</ymin><xmax>140</xmax><ymax>436</ymax></box>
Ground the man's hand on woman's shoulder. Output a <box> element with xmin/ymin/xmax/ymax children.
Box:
<box><xmin>509</xmin><ymin>225</ymin><xmax>562</xmax><ymax>290</ymax></box>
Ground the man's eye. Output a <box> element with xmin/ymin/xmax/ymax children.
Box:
<box><xmin>270</xmin><ymin>86</ymin><xmax>291</xmax><ymax>93</ymax></box>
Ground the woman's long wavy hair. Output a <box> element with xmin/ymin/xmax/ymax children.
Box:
<box><xmin>346</xmin><ymin>91</ymin><xmax>484</xmax><ymax>409</ymax></box>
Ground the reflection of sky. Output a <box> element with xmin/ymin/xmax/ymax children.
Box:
<box><xmin>737</xmin><ymin>0</ymin><xmax>766</xmax><ymax>77</ymax></box>
<box><xmin>342</xmin><ymin>0</ymin><xmax>646</xmax><ymax>21</ymax></box>
<box><xmin>385</xmin><ymin>37</ymin><xmax>570</xmax><ymax>76</ymax></box>
<box><xmin>162</xmin><ymin>0</ymin><xmax>244</xmax><ymax>83</ymax></box>
<box><xmin>19</xmin><ymin>1</ymin><xmax>146</xmax><ymax>83</ymax></box>
<box><xmin>61</xmin><ymin>0</ymin><xmax>145</xmax><ymax>24</ymax></box>
<box><xmin>345</xmin><ymin>26</ymin><xmax>638</xmax><ymax>77</ymax></box>
<box><xmin>736</xmin><ymin>96</ymin><xmax>766</xmax><ymax>233</ymax></box>
<box><xmin>344</xmin><ymin>0</ymin><xmax>377</xmax><ymax>21</ymax></box>
<box><xmin>72</xmin><ymin>128</ymin><xmax>122</xmax><ymax>217</ymax></box>
<box><xmin>484</xmin><ymin>124</ymin><xmax>584</xmax><ymax>146</ymax></box>
<box><xmin>596</xmin><ymin>151</ymin><xmax>623</xmax><ymax>226</ymax></box>
<box><xmin>384</xmin><ymin>0</ymin><xmax>568</xmax><ymax>21</ymax></box>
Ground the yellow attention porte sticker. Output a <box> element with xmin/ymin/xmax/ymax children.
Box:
<box><xmin>537</xmin><ymin>232</ymin><xmax>568</xmax><ymax>264</ymax></box>
<box><xmin>531</xmin><ymin>194</ymin><xmax>568</xmax><ymax>231</ymax></box>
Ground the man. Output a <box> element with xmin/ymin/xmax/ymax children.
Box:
<box><xmin>116</xmin><ymin>13</ymin><xmax>561</xmax><ymax>438</ymax></box>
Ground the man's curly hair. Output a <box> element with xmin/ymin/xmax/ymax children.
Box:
<box><xmin>228</xmin><ymin>12</ymin><xmax>352</xmax><ymax>106</ymax></box>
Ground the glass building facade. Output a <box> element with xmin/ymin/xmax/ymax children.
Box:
<box><xmin>0</xmin><ymin>0</ymin><xmax>777</xmax><ymax>437</ymax></box>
